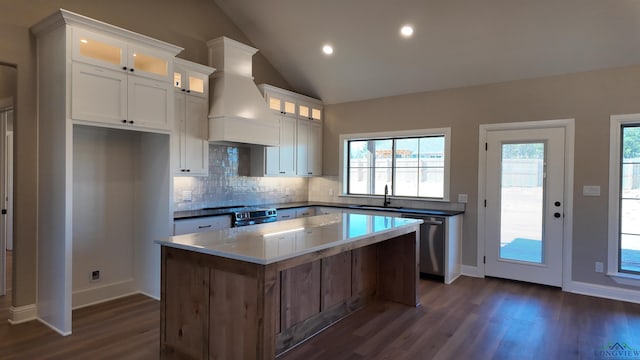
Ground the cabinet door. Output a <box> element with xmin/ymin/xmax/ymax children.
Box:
<box><xmin>128</xmin><ymin>44</ymin><xmax>172</xmax><ymax>82</ymax></box>
<box><xmin>308</xmin><ymin>120</ymin><xmax>322</xmax><ymax>176</ymax></box>
<box><xmin>185</xmin><ymin>70</ymin><xmax>208</xmax><ymax>98</ymax></box>
<box><xmin>296</xmin><ymin>119</ymin><xmax>322</xmax><ymax>176</ymax></box>
<box><xmin>264</xmin><ymin>146</ymin><xmax>280</xmax><ymax>176</ymax></box>
<box><xmin>72</xmin><ymin>28</ymin><xmax>127</xmax><ymax>71</ymax></box>
<box><xmin>72</xmin><ymin>62</ymin><xmax>127</xmax><ymax>125</ymax></box>
<box><xmin>296</xmin><ymin>119</ymin><xmax>309</xmax><ymax>176</ymax></box>
<box><xmin>265</xmin><ymin>116</ymin><xmax>296</xmax><ymax>176</ymax></box>
<box><xmin>128</xmin><ymin>76</ymin><xmax>172</xmax><ymax>131</ymax></box>
<box><xmin>279</xmin><ymin>116</ymin><xmax>297</xmax><ymax>175</ymax></box>
<box><xmin>174</xmin><ymin>93</ymin><xmax>187</xmax><ymax>174</ymax></box>
<box><xmin>184</xmin><ymin>96</ymin><xmax>209</xmax><ymax>175</ymax></box>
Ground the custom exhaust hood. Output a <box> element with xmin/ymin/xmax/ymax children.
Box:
<box><xmin>206</xmin><ymin>36</ymin><xmax>280</xmax><ymax>147</ymax></box>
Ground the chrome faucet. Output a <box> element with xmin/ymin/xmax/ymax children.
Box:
<box><xmin>383</xmin><ymin>184</ymin><xmax>391</xmax><ymax>207</ymax></box>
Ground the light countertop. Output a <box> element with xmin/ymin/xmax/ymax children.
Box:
<box><xmin>157</xmin><ymin>213</ymin><xmax>422</xmax><ymax>265</ymax></box>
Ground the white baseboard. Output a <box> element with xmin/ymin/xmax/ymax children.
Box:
<box><xmin>8</xmin><ymin>303</ymin><xmax>37</xmax><ymax>324</ymax></box>
<box><xmin>72</xmin><ymin>279</ymin><xmax>137</xmax><ymax>309</ymax></box>
<box><xmin>37</xmin><ymin>317</ymin><xmax>71</xmax><ymax>336</ymax></box>
<box><xmin>565</xmin><ymin>280</ymin><xmax>640</xmax><ymax>304</ymax></box>
<box><xmin>461</xmin><ymin>265</ymin><xmax>484</xmax><ymax>278</ymax></box>
<box><xmin>139</xmin><ymin>291</ymin><xmax>160</xmax><ymax>301</ymax></box>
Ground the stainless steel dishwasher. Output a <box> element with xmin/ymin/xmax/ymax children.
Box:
<box><xmin>401</xmin><ymin>214</ymin><xmax>445</xmax><ymax>277</ymax></box>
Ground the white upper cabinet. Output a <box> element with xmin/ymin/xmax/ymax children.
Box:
<box><xmin>296</xmin><ymin>118</ymin><xmax>322</xmax><ymax>176</ymax></box>
<box><xmin>252</xmin><ymin>85</ymin><xmax>323</xmax><ymax>177</ymax></box>
<box><xmin>297</xmin><ymin>101</ymin><xmax>322</xmax><ymax>121</ymax></box>
<box><xmin>264</xmin><ymin>115</ymin><xmax>296</xmax><ymax>176</ymax></box>
<box><xmin>70</xmin><ymin>27</ymin><xmax>179</xmax><ymax>132</ymax></box>
<box><xmin>174</xmin><ymin>66</ymin><xmax>209</xmax><ymax>99</ymax></box>
<box><xmin>173</xmin><ymin>58</ymin><xmax>215</xmax><ymax>176</ymax></box>
<box><xmin>73</xmin><ymin>28</ymin><xmax>172</xmax><ymax>82</ymax></box>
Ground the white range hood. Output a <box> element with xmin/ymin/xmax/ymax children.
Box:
<box><xmin>206</xmin><ymin>36</ymin><xmax>279</xmax><ymax>147</ymax></box>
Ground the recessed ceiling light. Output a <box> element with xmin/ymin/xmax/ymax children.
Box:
<box><xmin>400</xmin><ymin>25</ymin><xmax>414</xmax><ymax>38</ymax></box>
<box><xmin>322</xmin><ymin>44</ymin><xmax>334</xmax><ymax>55</ymax></box>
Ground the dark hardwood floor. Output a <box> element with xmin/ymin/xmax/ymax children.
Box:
<box><xmin>1</xmin><ymin>276</ymin><xmax>640</xmax><ymax>359</ymax></box>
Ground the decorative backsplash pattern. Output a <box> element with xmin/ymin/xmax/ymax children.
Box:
<box><xmin>173</xmin><ymin>145</ymin><xmax>309</xmax><ymax>211</ymax></box>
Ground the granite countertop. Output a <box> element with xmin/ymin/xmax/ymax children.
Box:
<box><xmin>157</xmin><ymin>213</ymin><xmax>422</xmax><ymax>264</ymax></box>
<box><xmin>174</xmin><ymin>201</ymin><xmax>464</xmax><ymax>220</ymax></box>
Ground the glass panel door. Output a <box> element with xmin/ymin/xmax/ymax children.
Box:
<box><xmin>621</xmin><ymin>125</ymin><xmax>640</xmax><ymax>273</ymax></box>
<box><xmin>499</xmin><ymin>143</ymin><xmax>545</xmax><ymax>263</ymax></box>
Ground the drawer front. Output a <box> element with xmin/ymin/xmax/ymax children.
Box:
<box><xmin>174</xmin><ymin>215</ymin><xmax>231</xmax><ymax>235</ymax></box>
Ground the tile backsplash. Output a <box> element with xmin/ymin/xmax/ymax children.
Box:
<box><xmin>173</xmin><ymin>145</ymin><xmax>309</xmax><ymax>211</ymax></box>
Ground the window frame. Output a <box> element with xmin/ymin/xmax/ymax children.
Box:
<box><xmin>608</xmin><ymin>114</ymin><xmax>640</xmax><ymax>283</ymax></box>
<box><xmin>339</xmin><ymin>128</ymin><xmax>451</xmax><ymax>201</ymax></box>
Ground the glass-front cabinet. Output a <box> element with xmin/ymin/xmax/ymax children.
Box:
<box><xmin>298</xmin><ymin>102</ymin><xmax>322</xmax><ymax>121</ymax></box>
<box><xmin>173</xmin><ymin>68</ymin><xmax>209</xmax><ymax>98</ymax></box>
<box><xmin>70</xmin><ymin>27</ymin><xmax>177</xmax><ymax>132</ymax></box>
<box><xmin>72</xmin><ymin>28</ymin><xmax>172</xmax><ymax>82</ymax></box>
<box><xmin>266</xmin><ymin>93</ymin><xmax>297</xmax><ymax>116</ymax></box>
<box><xmin>252</xmin><ymin>84</ymin><xmax>323</xmax><ymax>177</ymax></box>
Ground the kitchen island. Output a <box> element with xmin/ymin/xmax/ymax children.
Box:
<box><xmin>157</xmin><ymin>213</ymin><xmax>422</xmax><ymax>359</ymax></box>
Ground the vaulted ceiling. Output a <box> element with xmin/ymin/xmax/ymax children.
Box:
<box><xmin>214</xmin><ymin>0</ymin><xmax>640</xmax><ymax>104</ymax></box>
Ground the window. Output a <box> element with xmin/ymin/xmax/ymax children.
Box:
<box><xmin>341</xmin><ymin>128</ymin><xmax>450</xmax><ymax>200</ymax></box>
<box><xmin>609</xmin><ymin>115</ymin><xmax>640</xmax><ymax>278</ymax></box>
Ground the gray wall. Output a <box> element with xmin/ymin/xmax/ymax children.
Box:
<box><xmin>323</xmin><ymin>64</ymin><xmax>640</xmax><ymax>288</ymax></box>
<box><xmin>0</xmin><ymin>0</ymin><xmax>292</xmax><ymax>308</ymax></box>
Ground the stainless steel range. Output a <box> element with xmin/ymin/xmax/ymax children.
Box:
<box><xmin>233</xmin><ymin>208</ymin><xmax>278</xmax><ymax>227</ymax></box>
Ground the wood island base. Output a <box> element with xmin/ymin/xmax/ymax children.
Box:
<box><xmin>160</xmin><ymin>229</ymin><xmax>419</xmax><ymax>360</ymax></box>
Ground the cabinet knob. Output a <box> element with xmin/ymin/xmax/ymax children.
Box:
<box><xmin>122</xmin><ymin>66</ymin><xmax>127</xmax><ymax>71</ymax></box>
<box><xmin>186</xmin><ymin>169</ymin><xmax>190</xmax><ymax>172</ymax></box>
<box><xmin>128</xmin><ymin>120</ymin><xmax>134</xmax><ymax>124</ymax></box>
<box><xmin>130</xmin><ymin>68</ymin><xmax>135</xmax><ymax>72</ymax></box>
<box><xmin>308</xmin><ymin>172</ymin><xmax>313</xmax><ymax>175</ymax></box>
<box><xmin>186</xmin><ymin>90</ymin><xmax>191</xmax><ymax>93</ymax></box>
<box><xmin>181</xmin><ymin>89</ymin><xmax>186</xmax><ymax>92</ymax></box>
<box><xmin>122</xmin><ymin>120</ymin><xmax>127</xmax><ymax>123</ymax></box>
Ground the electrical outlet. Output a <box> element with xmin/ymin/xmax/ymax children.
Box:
<box><xmin>595</xmin><ymin>261</ymin><xmax>604</xmax><ymax>273</ymax></box>
<box><xmin>458</xmin><ymin>194</ymin><xmax>468</xmax><ymax>203</ymax></box>
<box><xmin>182</xmin><ymin>190</ymin><xmax>192</xmax><ymax>202</ymax></box>
<box><xmin>90</xmin><ymin>270</ymin><xmax>101</xmax><ymax>282</ymax></box>
<box><xmin>329</xmin><ymin>188</ymin><xmax>335</xmax><ymax>196</ymax></box>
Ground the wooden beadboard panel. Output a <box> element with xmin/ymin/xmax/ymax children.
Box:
<box><xmin>321</xmin><ymin>252</ymin><xmax>352</xmax><ymax>310</ymax></box>
<box><xmin>352</xmin><ymin>246</ymin><xmax>378</xmax><ymax>296</ymax></box>
<box><xmin>163</xmin><ymin>249</ymin><xmax>209</xmax><ymax>359</ymax></box>
<box><xmin>209</xmin><ymin>268</ymin><xmax>258</xmax><ymax>359</ymax></box>
<box><xmin>280</xmin><ymin>260</ymin><xmax>321</xmax><ymax>329</ymax></box>
<box><xmin>377</xmin><ymin>232</ymin><xmax>419</xmax><ymax>306</ymax></box>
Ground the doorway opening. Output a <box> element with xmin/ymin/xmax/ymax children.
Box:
<box><xmin>0</xmin><ymin>63</ymin><xmax>17</xmax><ymax>300</ymax></box>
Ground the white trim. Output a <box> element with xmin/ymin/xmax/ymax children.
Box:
<box><xmin>608</xmin><ymin>114</ymin><xmax>640</xmax><ymax>276</ymax></box>
<box><xmin>38</xmin><ymin>317</ymin><xmax>71</xmax><ymax>336</ymax></box>
<box><xmin>566</xmin><ymin>280</ymin><xmax>640</xmax><ymax>304</ymax></box>
<box><xmin>72</xmin><ymin>279</ymin><xmax>137</xmax><ymax>309</ymax></box>
<box><xmin>477</xmin><ymin>119</ymin><xmax>575</xmax><ymax>288</ymax></box>
<box><xmin>339</xmin><ymin>127</ymin><xmax>451</xmax><ymax>201</ymax></box>
<box><xmin>139</xmin><ymin>291</ymin><xmax>160</xmax><ymax>301</ymax></box>
<box><xmin>461</xmin><ymin>265</ymin><xmax>484</xmax><ymax>278</ymax></box>
<box><xmin>8</xmin><ymin>304</ymin><xmax>38</xmax><ymax>324</ymax></box>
